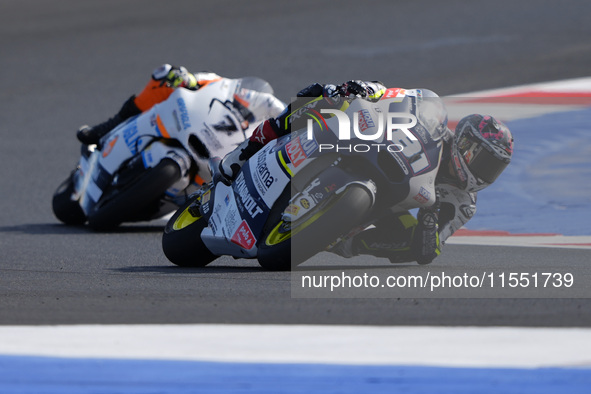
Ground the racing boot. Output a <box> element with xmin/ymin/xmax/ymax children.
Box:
<box><xmin>218</xmin><ymin>138</ymin><xmax>264</xmax><ymax>184</ymax></box>
<box><xmin>330</xmin><ymin>212</ymin><xmax>417</xmax><ymax>263</ymax></box>
<box><xmin>218</xmin><ymin>119</ymin><xmax>281</xmax><ymax>184</ymax></box>
<box><xmin>76</xmin><ymin>95</ymin><xmax>141</xmax><ymax>145</ymax></box>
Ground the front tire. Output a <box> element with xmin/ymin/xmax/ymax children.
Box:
<box><xmin>162</xmin><ymin>194</ymin><xmax>217</xmax><ymax>267</ymax></box>
<box><xmin>52</xmin><ymin>174</ymin><xmax>86</xmax><ymax>225</ymax></box>
<box><xmin>88</xmin><ymin>159</ymin><xmax>181</xmax><ymax>230</ymax></box>
<box><xmin>257</xmin><ymin>184</ymin><xmax>373</xmax><ymax>271</ymax></box>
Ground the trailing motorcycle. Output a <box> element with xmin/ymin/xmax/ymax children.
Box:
<box><xmin>162</xmin><ymin>89</ymin><xmax>448</xmax><ymax>270</ymax></box>
<box><xmin>52</xmin><ymin>77</ymin><xmax>285</xmax><ymax>230</ymax></box>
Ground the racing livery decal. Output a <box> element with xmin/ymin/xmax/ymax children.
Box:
<box><xmin>251</xmin><ymin>151</ymin><xmax>276</xmax><ymax>196</ymax></box>
<box><xmin>357</xmin><ymin>109</ymin><xmax>375</xmax><ymax>132</ymax></box>
<box><xmin>413</xmin><ymin>186</ymin><xmax>431</xmax><ymax>204</ymax></box>
<box><xmin>234</xmin><ymin>172</ymin><xmax>264</xmax><ymax>218</ymax></box>
<box><xmin>102</xmin><ymin>136</ymin><xmax>118</xmax><ymax>158</ymax></box>
<box><xmin>285</xmin><ymin>135</ymin><xmax>318</xmax><ymax>168</ymax></box>
<box><xmin>231</xmin><ymin>220</ymin><xmax>256</xmax><ymax>250</ymax></box>
<box><xmin>123</xmin><ymin>120</ymin><xmax>140</xmax><ymax>154</ymax></box>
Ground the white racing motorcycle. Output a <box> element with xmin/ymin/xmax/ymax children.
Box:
<box><xmin>52</xmin><ymin>77</ymin><xmax>285</xmax><ymax>229</ymax></box>
<box><xmin>162</xmin><ymin>89</ymin><xmax>448</xmax><ymax>270</ymax></box>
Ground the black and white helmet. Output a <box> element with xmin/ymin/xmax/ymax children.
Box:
<box><xmin>451</xmin><ymin>114</ymin><xmax>514</xmax><ymax>192</ymax></box>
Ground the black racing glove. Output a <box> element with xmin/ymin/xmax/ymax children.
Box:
<box><xmin>338</xmin><ymin>80</ymin><xmax>369</xmax><ymax>99</ymax></box>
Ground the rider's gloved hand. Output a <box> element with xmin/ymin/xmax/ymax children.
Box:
<box><xmin>321</xmin><ymin>84</ymin><xmax>339</xmax><ymax>98</ymax></box>
<box><xmin>165</xmin><ymin>66</ymin><xmax>198</xmax><ymax>89</ymax></box>
<box><xmin>338</xmin><ymin>80</ymin><xmax>369</xmax><ymax>99</ymax></box>
<box><xmin>152</xmin><ymin>64</ymin><xmax>198</xmax><ymax>89</ymax></box>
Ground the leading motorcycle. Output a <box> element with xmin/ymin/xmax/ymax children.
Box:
<box><xmin>52</xmin><ymin>77</ymin><xmax>285</xmax><ymax>230</ymax></box>
<box><xmin>162</xmin><ymin>89</ymin><xmax>448</xmax><ymax>270</ymax></box>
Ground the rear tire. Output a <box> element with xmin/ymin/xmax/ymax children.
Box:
<box><xmin>52</xmin><ymin>175</ymin><xmax>86</xmax><ymax>225</ymax></box>
<box><xmin>257</xmin><ymin>184</ymin><xmax>373</xmax><ymax>271</ymax></box>
<box><xmin>88</xmin><ymin>159</ymin><xmax>181</xmax><ymax>230</ymax></box>
<box><xmin>162</xmin><ymin>194</ymin><xmax>217</xmax><ymax>267</ymax></box>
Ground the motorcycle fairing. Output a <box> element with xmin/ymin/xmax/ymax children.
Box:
<box><xmin>187</xmin><ymin>93</ymin><xmax>447</xmax><ymax>260</ymax></box>
<box><xmin>71</xmin><ymin>78</ymin><xmax>283</xmax><ymax>218</ymax></box>
<box><xmin>199</xmin><ymin>137</ymin><xmax>293</xmax><ymax>258</ymax></box>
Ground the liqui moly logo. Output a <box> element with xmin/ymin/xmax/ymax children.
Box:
<box><xmin>357</xmin><ymin>109</ymin><xmax>375</xmax><ymax>132</ymax></box>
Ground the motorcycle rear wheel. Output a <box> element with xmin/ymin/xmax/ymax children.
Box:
<box><xmin>257</xmin><ymin>184</ymin><xmax>373</xmax><ymax>271</ymax></box>
<box><xmin>87</xmin><ymin>159</ymin><xmax>181</xmax><ymax>230</ymax></box>
<box><xmin>162</xmin><ymin>194</ymin><xmax>217</xmax><ymax>267</ymax></box>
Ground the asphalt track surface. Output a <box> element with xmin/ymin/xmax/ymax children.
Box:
<box><xmin>1</xmin><ymin>0</ymin><xmax>591</xmax><ymax>326</ymax></box>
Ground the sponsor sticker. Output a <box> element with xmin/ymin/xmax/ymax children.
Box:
<box><xmin>324</xmin><ymin>183</ymin><xmax>337</xmax><ymax>193</ymax></box>
<box><xmin>453</xmin><ymin>155</ymin><xmax>467</xmax><ymax>182</ymax></box>
<box><xmin>285</xmin><ymin>204</ymin><xmax>300</xmax><ymax>215</ymax></box>
<box><xmin>234</xmin><ymin>172</ymin><xmax>264</xmax><ymax>218</ymax></box>
<box><xmin>300</xmin><ymin>198</ymin><xmax>310</xmax><ymax>209</ymax></box>
<box><xmin>231</xmin><ymin>220</ymin><xmax>256</xmax><ymax>250</ymax></box>
<box><xmin>413</xmin><ymin>186</ymin><xmax>431</xmax><ymax>204</ymax></box>
<box><xmin>202</xmin><ymin>190</ymin><xmax>211</xmax><ymax>204</ymax></box>
<box><xmin>123</xmin><ymin>121</ymin><xmax>139</xmax><ymax>154</ymax></box>
<box><xmin>252</xmin><ymin>152</ymin><xmax>275</xmax><ymax>196</ymax></box>
<box><xmin>357</xmin><ymin>109</ymin><xmax>375</xmax><ymax>132</ymax></box>
<box><xmin>176</xmin><ymin>98</ymin><xmax>191</xmax><ymax>130</ymax></box>
<box><xmin>460</xmin><ymin>204</ymin><xmax>475</xmax><ymax>218</ymax></box>
<box><xmin>383</xmin><ymin>88</ymin><xmax>406</xmax><ymax>99</ymax></box>
<box><xmin>224</xmin><ymin>205</ymin><xmax>240</xmax><ymax>233</ymax></box>
<box><xmin>285</xmin><ymin>135</ymin><xmax>318</xmax><ymax>168</ymax></box>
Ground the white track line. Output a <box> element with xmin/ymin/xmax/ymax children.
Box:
<box><xmin>0</xmin><ymin>324</ymin><xmax>590</xmax><ymax>368</ymax></box>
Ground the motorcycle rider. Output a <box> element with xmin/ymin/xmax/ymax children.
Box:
<box><xmin>219</xmin><ymin>80</ymin><xmax>514</xmax><ymax>265</ymax></box>
<box><xmin>76</xmin><ymin>64</ymin><xmax>222</xmax><ymax>145</ymax></box>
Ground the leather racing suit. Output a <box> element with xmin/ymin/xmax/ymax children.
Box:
<box><xmin>223</xmin><ymin>80</ymin><xmax>478</xmax><ymax>265</ymax></box>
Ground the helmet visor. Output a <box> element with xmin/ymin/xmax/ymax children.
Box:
<box><xmin>460</xmin><ymin>138</ymin><xmax>509</xmax><ymax>184</ymax></box>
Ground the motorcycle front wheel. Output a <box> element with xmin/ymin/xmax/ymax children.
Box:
<box><xmin>162</xmin><ymin>194</ymin><xmax>217</xmax><ymax>267</ymax></box>
<box><xmin>52</xmin><ymin>174</ymin><xmax>86</xmax><ymax>225</ymax></box>
<box><xmin>257</xmin><ymin>184</ymin><xmax>373</xmax><ymax>271</ymax></box>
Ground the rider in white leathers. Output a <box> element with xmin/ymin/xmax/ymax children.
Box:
<box><xmin>76</xmin><ymin>64</ymin><xmax>223</xmax><ymax>146</ymax></box>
